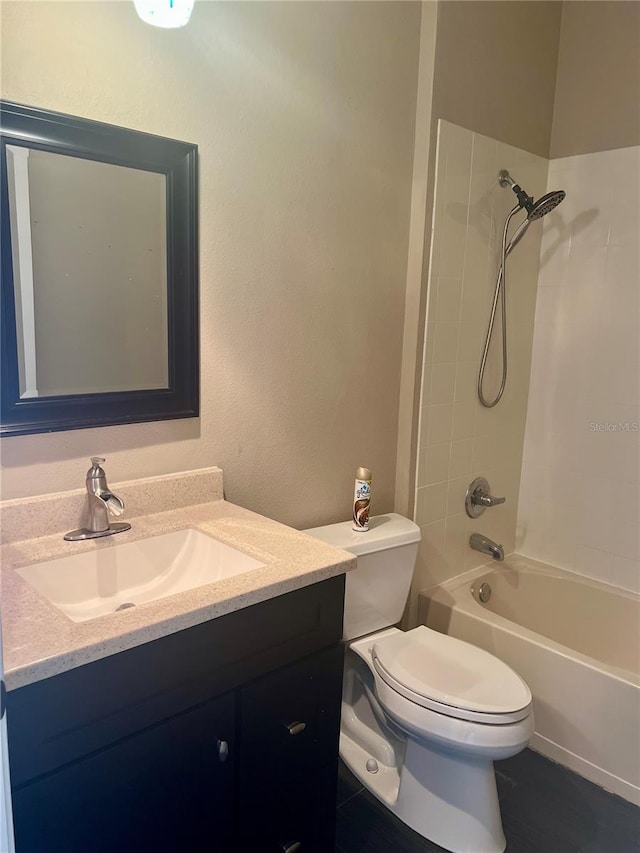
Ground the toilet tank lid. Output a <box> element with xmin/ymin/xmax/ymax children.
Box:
<box><xmin>304</xmin><ymin>513</ymin><xmax>421</xmax><ymax>557</ymax></box>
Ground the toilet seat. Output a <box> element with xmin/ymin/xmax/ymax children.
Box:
<box><xmin>372</xmin><ymin>626</ymin><xmax>532</xmax><ymax>724</ymax></box>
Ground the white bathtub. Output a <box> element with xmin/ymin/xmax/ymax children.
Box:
<box><xmin>418</xmin><ymin>554</ymin><xmax>640</xmax><ymax>805</ymax></box>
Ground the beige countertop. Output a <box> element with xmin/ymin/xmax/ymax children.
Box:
<box><xmin>1</xmin><ymin>494</ymin><xmax>355</xmax><ymax>691</ymax></box>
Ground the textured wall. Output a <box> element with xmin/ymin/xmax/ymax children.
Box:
<box><xmin>413</xmin><ymin>121</ymin><xmax>547</xmax><ymax>591</ymax></box>
<box><xmin>0</xmin><ymin>1</ymin><xmax>421</xmax><ymax>529</ymax></box>
<box><xmin>518</xmin><ymin>146</ymin><xmax>640</xmax><ymax>593</ymax></box>
<box><xmin>551</xmin><ymin>2</ymin><xmax>640</xmax><ymax>158</ymax></box>
<box><xmin>431</xmin><ymin>1</ymin><xmax>562</xmax><ymax>158</ymax></box>
<box><xmin>394</xmin><ymin>2</ymin><xmax>438</xmax><ymax>520</ymax></box>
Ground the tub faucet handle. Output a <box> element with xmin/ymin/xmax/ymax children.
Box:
<box><xmin>477</xmin><ymin>492</ymin><xmax>505</xmax><ymax>507</ymax></box>
<box><xmin>465</xmin><ymin>477</ymin><xmax>506</xmax><ymax>518</ymax></box>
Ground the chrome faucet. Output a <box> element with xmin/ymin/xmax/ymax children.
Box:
<box><xmin>469</xmin><ymin>532</ymin><xmax>504</xmax><ymax>562</ymax></box>
<box><xmin>64</xmin><ymin>457</ymin><xmax>131</xmax><ymax>541</ymax></box>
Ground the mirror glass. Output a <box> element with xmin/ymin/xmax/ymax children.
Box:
<box><xmin>6</xmin><ymin>146</ymin><xmax>168</xmax><ymax>398</ymax></box>
<box><xmin>1</xmin><ymin>101</ymin><xmax>199</xmax><ymax>437</ymax></box>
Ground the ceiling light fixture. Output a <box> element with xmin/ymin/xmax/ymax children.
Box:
<box><xmin>133</xmin><ymin>0</ymin><xmax>194</xmax><ymax>29</ymax></box>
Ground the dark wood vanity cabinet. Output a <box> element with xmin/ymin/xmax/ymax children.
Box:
<box><xmin>6</xmin><ymin>576</ymin><xmax>345</xmax><ymax>853</ymax></box>
<box><xmin>237</xmin><ymin>643</ymin><xmax>344</xmax><ymax>852</ymax></box>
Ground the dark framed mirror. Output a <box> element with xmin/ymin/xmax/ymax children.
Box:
<box><xmin>1</xmin><ymin>101</ymin><xmax>198</xmax><ymax>436</ymax></box>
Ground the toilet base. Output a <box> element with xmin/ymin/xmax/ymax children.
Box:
<box><xmin>340</xmin><ymin>730</ymin><xmax>506</xmax><ymax>853</ymax></box>
<box><xmin>396</xmin><ymin>736</ymin><xmax>506</xmax><ymax>853</ymax></box>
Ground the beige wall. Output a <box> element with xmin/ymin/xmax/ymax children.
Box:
<box><xmin>518</xmin><ymin>145</ymin><xmax>639</xmax><ymax>593</ymax></box>
<box><xmin>397</xmin><ymin>0</ymin><xmax>561</xmax><ymax>627</ymax></box>
<box><xmin>394</xmin><ymin>2</ymin><xmax>438</xmax><ymax>521</ymax></box>
<box><xmin>432</xmin><ymin>1</ymin><xmax>562</xmax><ymax>158</ymax></box>
<box><xmin>551</xmin><ymin>1</ymin><xmax>640</xmax><ymax>158</ymax></box>
<box><xmin>0</xmin><ymin>1</ymin><xmax>422</xmax><ymax>529</ymax></box>
<box><xmin>412</xmin><ymin>121</ymin><xmax>547</xmax><ymax>600</ymax></box>
<box><xmin>517</xmin><ymin>1</ymin><xmax>640</xmax><ymax>591</ymax></box>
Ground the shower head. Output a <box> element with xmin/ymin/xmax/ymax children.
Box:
<box><xmin>527</xmin><ymin>189</ymin><xmax>566</xmax><ymax>220</ymax></box>
<box><xmin>498</xmin><ymin>169</ymin><xmax>565</xmax><ymax>221</ymax></box>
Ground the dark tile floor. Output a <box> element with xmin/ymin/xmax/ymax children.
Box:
<box><xmin>336</xmin><ymin>749</ymin><xmax>640</xmax><ymax>853</ymax></box>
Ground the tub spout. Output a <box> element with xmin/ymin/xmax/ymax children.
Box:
<box><xmin>470</xmin><ymin>533</ymin><xmax>504</xmax><ymax>562</ymax></box>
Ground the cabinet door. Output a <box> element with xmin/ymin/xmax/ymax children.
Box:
<box><xmin>237</xmin><ymin>763</ymin><xmax>338</xmax><ymax>853</ymax></box>
<box><xmin>236</xmin><ymin>644</ymin><xmax>344</xmax><ymax>853</ymax></box>
<box><xmin>12</xmin><ymin>692</ymin><xmax>234</xmax><ymax>853</ymax></box>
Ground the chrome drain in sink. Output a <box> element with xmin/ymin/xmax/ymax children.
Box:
<box><xmin>115</xmin><ymin>602</ymin><xmax>136</xmax><ymax>612</ymax></box>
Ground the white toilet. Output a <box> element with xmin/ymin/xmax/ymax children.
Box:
<box><xmin>305</xmin><ymin>513</ymin><xmax>533</xmax><ymax>853</ymax></box>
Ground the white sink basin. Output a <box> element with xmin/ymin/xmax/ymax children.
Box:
<box><xmin>16</xmin><ymin>529</ymin><xmax>266</xmax><ymax>623</ymax></box>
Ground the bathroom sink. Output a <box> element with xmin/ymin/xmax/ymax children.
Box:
<box><xmin>16</xmin><ymin>529</ymin><xmax>266</xmax><ymax>623</ymax></box>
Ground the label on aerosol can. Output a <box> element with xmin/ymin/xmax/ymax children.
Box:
<box><xmin>352</xmin><ymin>467</ymin><xmax>372</xmax><ymax>532</ymax></box>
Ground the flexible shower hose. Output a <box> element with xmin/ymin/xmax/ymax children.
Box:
<box><xmin>477</xmin><ymin>203</ymin><xmax>522</xmax><ymax>408</ymax></box>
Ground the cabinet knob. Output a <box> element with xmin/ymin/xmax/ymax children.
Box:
<box><xmin>217</xmin><ymin>739</ymin><xmax>229</xmax><ymax>763</ymax></box>
<box><xmin>285</xmin><ymin>721</ymin><xmax>306</xmax><ymax>736</ymax></box>
<box><xmin>279</xmin><ymin>842</ymin><xmax>302</xmax><ymax>853</ymax></box>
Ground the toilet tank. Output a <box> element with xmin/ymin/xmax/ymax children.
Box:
<box><xmin>304</xmin><ymin>513</ymin><xmax>421</xmax><ymax>641</ymax></box>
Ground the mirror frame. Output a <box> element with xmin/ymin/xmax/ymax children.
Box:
<box><xmin>0</xmin><ymin>101</ymin><xmax>199</xmax><ymax>437</ymax></box>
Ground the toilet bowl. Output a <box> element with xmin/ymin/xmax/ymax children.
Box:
<box><xmin>305</xmin><ymin>514</ymin><xmax>534</xmax><ymax>853</ymax></box>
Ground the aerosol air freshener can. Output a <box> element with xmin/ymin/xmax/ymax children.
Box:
<box><xmin>352</xmin><ymin>467</ymin><xmax>372</xmax><ymax>532</ymax></box>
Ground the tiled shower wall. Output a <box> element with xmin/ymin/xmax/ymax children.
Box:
<box><xmin>413</xmin><ymin>121</ymin><xmax>548</xmax><ymax>590</ymax></box>
<box><xmin>517</xmin><ymin>146</ymin><xmax>640</xmax><ymax>593</ymax></box>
